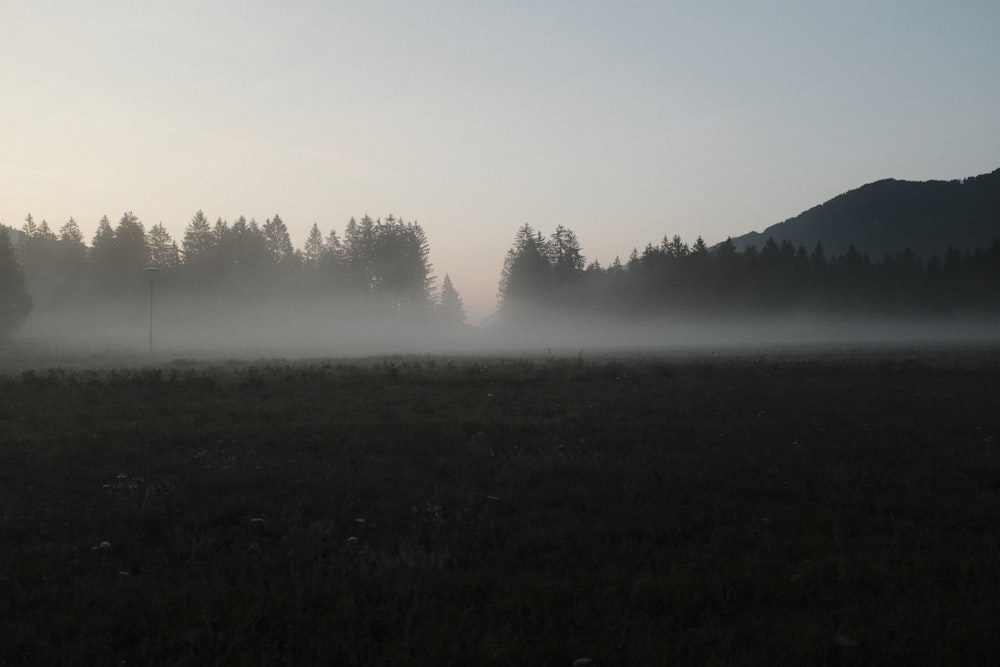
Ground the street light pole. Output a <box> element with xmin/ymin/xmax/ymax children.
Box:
<box><xmin>144</xmin><ymin>267</ymin><xmax>160</xmax><ymax>354</ymax></box>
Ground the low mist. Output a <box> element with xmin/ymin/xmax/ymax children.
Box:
<box><xmin>14</xmin><ymin>291</ymin><xmax>999</xmax><ymax>366</ymax></box>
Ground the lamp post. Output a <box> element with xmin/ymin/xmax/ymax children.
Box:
<box><xmin>144</xmin><ymin>266</ymin><xmax>160</xmax><ymax>353</ymax></box>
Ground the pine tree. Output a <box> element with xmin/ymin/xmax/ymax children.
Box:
<box><xmin>263</xmin><ymin>214</ymin><xmax>296</xmax><ymax>265</ymax></box>
<box><xmin>550</xmin><ymin>225</ymin><xmax>585</xmax><ymax>276</ymax></box>
<box><xmin>113</xmin><ymin>211</ymin><xmax>150</xmax><ymax>270</ymax></box>
<box><xmin>436</xmin><ymin>273</ymin><xmax>466</xmax><ymax>325</ymax></box>
<box><xmin>20</xmin><ymin>215</ymin><xmax>59</xmax><ymax>264</ymax></box>
<box><xmin>213</xmin><ymin>218</ymin><xmax>230</xmax><ymax>246</ymax></box>
<box><xmin>303</xmin><ymin>223</ymin><xmax>325</xmax><ymax>272</ymax></box>
<box><xmin>59</xmin><ymin>218</ymin><xmax>86</xmax><ymax>247</ymax></box>
<box><xmin>342</xmin><ymin>215</ymin><xmax>375</xmax><ymax>290</ymax></box>
<box><xmin>89</xmin><ymin>215</ymin><xmax>116</xmax><ymax>293</ymax></box>
<box><xmin>664</xmin><ymin>235</ymin><xmax>689</xmax><ymax>258</ymax></box>
<box><xmin>21</xmin><ymin>213</ymin><xmax>38</xmax><ymax>239</ymax></box>
<box><xmin>182</xmin><ymin>210</ymin><xmax>213</xmax><ymax>264</ymax></box>
<box><xmin>324</xmin><ymin>229</ymin><xmax>344</xmax><ymax>263</ymax></box>
<box><xmin>50</xmin><ymin>217</ymin><xmax>89</xmax><ymax>302</ymax></box>
<box><xmin>498</xmin><ymin>223</ymin><xmax>553</xmax><ymax>315</ymax></box>
<box><xmin>35</xmin><ymin>220</ymin><xmax>57</xmax><ymax>242</ymax></box>
<box><xmin>366</xmin><ymin>216</ymin><xmax>434</xmax><ymax>317</ymax></box>
<box><xmin>148</xmin><ymin>223</ymin><xmax>180</xmax><ymax>268</ymax></box>
<box><xmin>18</xmin><ymin>216</ymin><xmax>61</xmax><ymax>305</ymax></box>
<box><xmin>0</xmin><ymin>226</ymin><xmax>32</xmax><ymax>338</ymax></box>
<box><xmin>237</xmin><ymin>217</ymin><xmax>270</xmax><ymax>281</ymax></box>
<box><xmin>549</xmin><ymin>225</ymin><xmax>585</xmax><ymax>308</ymax></box>
<box><xmin>319</xmin><ymin>229</ymin><xmax>346</xmax><ymax>287</ymax></box>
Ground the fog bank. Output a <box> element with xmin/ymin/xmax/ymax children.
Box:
<box><xmin>12</xmin><ymin>291</ymin><xmax>999</xmax><ymax>365</ymax></box>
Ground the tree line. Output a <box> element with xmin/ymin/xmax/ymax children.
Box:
<box><xmin>4</xmin><ymin>212</ymin><xmax>1000</xmax><ymax>340</ymax></box>
<box><xmin>0</xmin><ymin>211</ymin><xmax>466</xmax><ymax>338</ymax></box>
<box><xmin>498</xmin><ymin>223</ymin><xmax>1000</xmax><ymax>322</ymax></box>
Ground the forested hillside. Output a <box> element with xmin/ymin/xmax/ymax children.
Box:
<box><xmin>497</xmin><ymin>225</ymin><xmax>1000</xmax><ymax>324</ymax></box>
<box><xmin>728</xmin><ymin>168</ymin><xmax>1000</xmax><ymax>259</ymax></box>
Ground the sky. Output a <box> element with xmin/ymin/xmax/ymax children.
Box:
<box><xmin>3</xmin><ymin>1</ymin><xmax>999</xmax><ymax>322</ymax></box>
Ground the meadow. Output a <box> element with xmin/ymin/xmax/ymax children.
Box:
<box><xmin>2</xmin><ymin>348</ymin><xmax>1000</xmax><ymax>665</ymax></box>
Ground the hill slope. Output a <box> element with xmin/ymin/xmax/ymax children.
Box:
<box><xmin>727</xmin><ymin>168</ymin><xmax>1000</xmax><ymax>258</ymax></box>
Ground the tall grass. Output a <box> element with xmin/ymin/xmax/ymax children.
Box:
<box><xmin>2</xmin><ymin>353</ymin><xmax>999</xmax><ymax>664</ymax></box>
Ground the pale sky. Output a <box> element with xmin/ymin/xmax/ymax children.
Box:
<box><xmin>3</xmin><ymin>1</ymin><xmax>999</xmax><ymax>321</ymax></box>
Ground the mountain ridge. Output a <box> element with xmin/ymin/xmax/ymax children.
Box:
<box><xmin>725</xmin><ymin>168</ymin><xmax>1000</xmax><ymax>259</ymax></box>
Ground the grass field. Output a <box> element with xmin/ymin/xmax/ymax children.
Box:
<box><xmin>2</xmin><ymin>350</ymin><xmax>1000</xmax><ymax>665</ymax></box>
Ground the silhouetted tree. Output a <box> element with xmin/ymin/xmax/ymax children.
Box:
<box><xmin>0</xmin><ymin>226</ymin><xmax>32</xmax><ymax>338</ymax></box>
<box><xmin>367</xmin><ymin>215</ymin><xmax>434</xmax><ymax>318</ymax></box>
<box><xmin>18</xmin><ymin>215</ymin><xmax>61</xmax><ymax>303</ymax></box>
<box><xmin>89</xmin><ymin>215</ymin><xmax>116</xmax><ymax>293</ymax></box>
<box><xmin>148</xmin><ymin>223</ymin><xmax>180</xmax><ymax>269</ymax></box>
<box><xmin>550</xmin><ymin>225</ymin><xmax>585</xmax><ymax>276</ymax></box>
<box><xmin>113</xmin><ymin>211</ymin><xmax>150</xmax><ymax>275</ymax></box>
<box><xmin>182</xmin><ymin>210</ymin><xmax>214</xmax><ymax>264</ymax></box>
<box><xmin>498</xmin><ymin>223</ymin><xmax>553</xmax><ymax>320</ymax></box>
<box><xmin>54</xmin><ymin>218</ymin><xmax>88</xmax><ymax>295</ymax></box>
<box><xmin>223</xmin><ymin>216</ymin><xmax>270</xmax><ymax>288</ymax></box>
<box><xmin>317</xmin><ymin>228</ymin><xmax>347</xmax><ymax>290</ymax></box>
<box><xmin>342</xmin><ymin>215</ymin><xmax>375</xmax><ymax>292</ymax></box>
<box><xmin>664</xmin><ymin>235</ymin><xmax>689</xmax><ymax>258</ymax></box>
<box><xmin>436</xmin><ymin>273</ymin><xmax>466</xmax><ymax>325</ymax></box>
<box><xmin>59</xmin><ymin>218</ymin><xmax>86</xmax><ymax>253</ymax></box>
<box><xmin>82</xmin><ymin>212</ymin><xmax>150</xmax><ymax>296</ymax></box>
<box><xmin>302</xmin><ymin>223</ymin><xmax>325</xmax><ymax>273</ymax></box>
<box><xmin>263</xmin><ymin>214</ymin><xmax>296</xmax><ymax>266</ymax></box>
<box><xmin>212</xmin><ymin>218</ymin><xmax>230</xmax><ymax>247</ymax></box>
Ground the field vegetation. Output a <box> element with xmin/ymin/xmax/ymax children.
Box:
<box><xmin>3</xmin><ymin>350</ymin><xmax>1000</xmax><ymax>664</ymax></box>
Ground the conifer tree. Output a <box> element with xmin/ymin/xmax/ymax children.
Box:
<box><xmin>56</xmin><ymin>218</ymin><xmax>88</xmax><ymax>287</ymax></box>
<box><xmin>59</xmin><ymin>218</ymin><xmax>86</xmax><ymax>248</ymax></box>
<box><xmin>436</xmin><ymin>273</ymin><xmax>466</xmax><ymax>325</ymax></box>
<box><xmin>182</xmin><ymin>210</ymin><xmax>213</xmax><ymax>264</ymax></box>
<box><xmin>263</xmin><ymin>214</ymin><xmax>296</xmax><ymax>265</ymax></box>
<box><xmin>303</xmin><ymin>223</ymin><xmax>325</xmax><ymax>272</ymax></box>
<box><xmin>148</xmin><ymin>223</ymin><xmax>180</xmax><ymax>268</ymax></box>
<box><xmin>0</xmin><ymin>226</ymin><xmax>31</xmax><ymax>338</ymax></box>
<box><xmin>498</xmin><ymin>223</ymin><xmax>553</xmax><ymax>317</ymax></box>
<box><xmin>20</xmin><ymin>215</ymin><xmax>60</xmax><ymax>278</ymax></box>
<box><xmin>113</xmin><ymin>211</ymin><xmax>150</xmax><ymax>271</ymax></box>
<box><xmin>89</xmin><ymin>215</ymin><xmax>116</xmax><ymax>293</ymax></box>
<box><xmin>21</xmin><ymin>213</ymin><xmax>38</xmax><ymax>239</ymax></box>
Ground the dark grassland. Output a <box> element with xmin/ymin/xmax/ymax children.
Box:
<box><xmin>3</xmin><ymin>351</ymin><xmax>1000</xmax><ymax>665</ymax></box>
